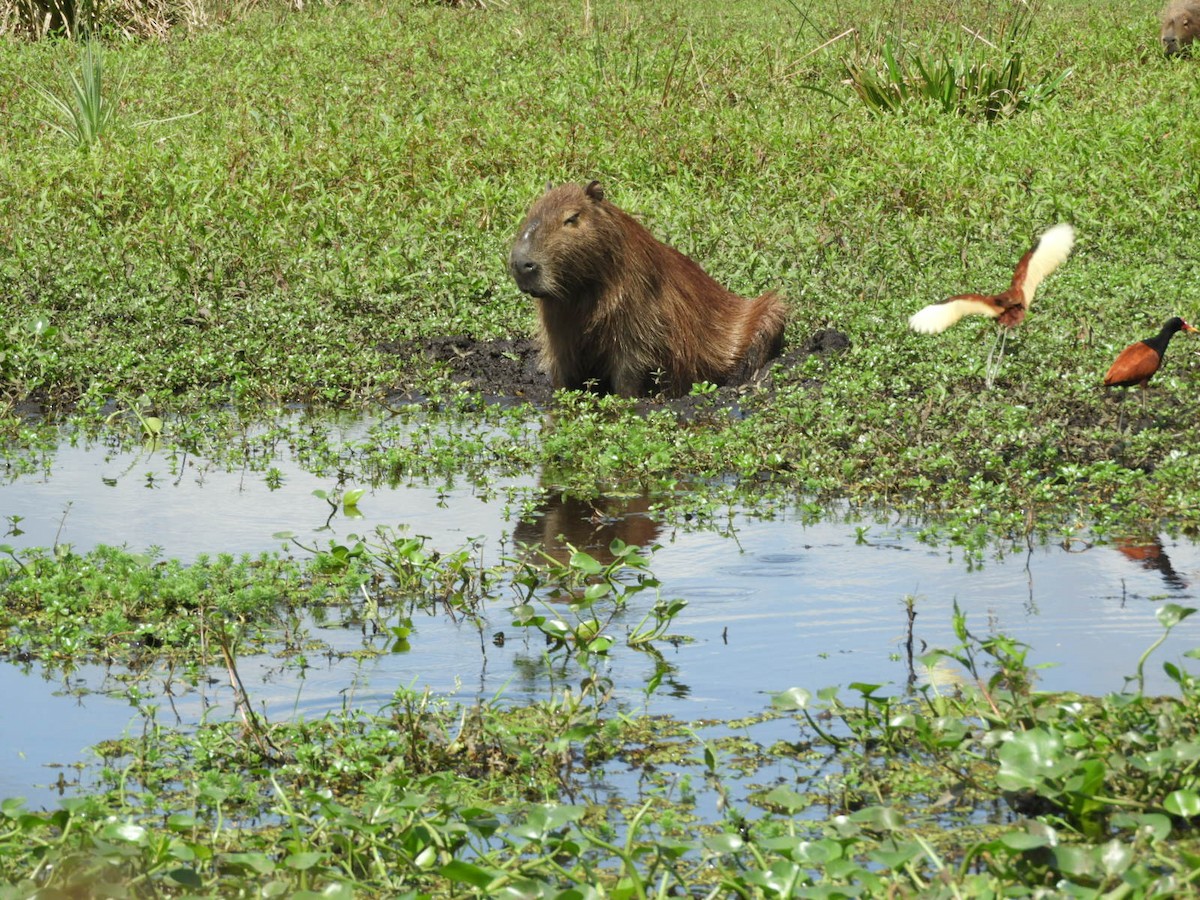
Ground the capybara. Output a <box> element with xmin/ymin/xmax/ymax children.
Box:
<box><xmin>508</xmin><ymin>180</ymin><xmax>788</xmax><ymax>398</ymax></box>
<box><xmin>1162</xmin><ymin>0</ymin><xmax>1200</xmax><ymax>55</ymax></box>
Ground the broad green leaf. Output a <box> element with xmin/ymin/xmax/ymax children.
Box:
<box><xmin>1098</xmin><ymin>839</ymin><xmax>1134</xmax><ymax>877</ymax></box>
<box><xmin>771</xmin><ymin>687</ymin><xmax>813</xmax><ymax>710</ymax></box>
<box><xmin>167</xmin><ymin>868</ymin><xmax>203</xmax><ymax>889</ymax></box>
<box><xmin>1156</xmin><ymin>603</ymin><xmax>1196</xmax><ymax>629</ymax></box>
<box><xmin>284</xmin><ymin>851</ymin><xmax>325</xmax><ymax>870</ymax></box>
<box><xmin>995</xmin><ymin>728</ymin><xmax>1069</xmax><ymax>791</ymax></box>
<box><xmin>1164</xmin><ymin>789</ymin><xmax>1200</xmax><ymax>818</ymax></box>
<box><xmin>569</xmin><ymin>550</ymin><xmax>602</xmax><ymax>575</ymax></box>
<box><xmin>703</xmin><ymin>832</ymin><xmax>745</xmax><ymax>854</ymax></box>
<box><xmin>441</xmin><ymin>859</ymin><xmax>500</xmax><ymax>888</ymax></box>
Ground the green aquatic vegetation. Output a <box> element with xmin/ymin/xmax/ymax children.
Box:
<box><xmin>508</xmin><ymin>538</ymin><xmax>687</xmax><ymax>697</ymax></box>
<box><xmin>6</xmin><ymin>607</ymin><xmax>1200</xmax><ymax>896</ymax></box>
<box><xmin>0</xmin><ymin>544</ymin><xmax>348</xmax><ymax>663</ymax></box>
<box><xmin>0</xmin><ymin>316</ymin><xmax>62</xmax><ymax>405</ymax></box>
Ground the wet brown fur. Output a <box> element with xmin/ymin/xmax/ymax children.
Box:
<box><xmin>508</xmin><ymin>181</ymin><xmax>788</xmax><ymax>397</ymax></box>
<box><xmin>1162</xmin><ymin>0</ymin><xmax>1200</xmax><ymax>55</ymax></box>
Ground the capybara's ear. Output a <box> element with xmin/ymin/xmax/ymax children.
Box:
<box><xmin>585</xmin><ymin>180</ymin><xmax>605</xmax><ymax>202</ymax></box>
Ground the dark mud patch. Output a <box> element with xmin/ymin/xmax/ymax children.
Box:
<box><xmin>379</xmin><ymin>328</ymin><xmax>852</xmax><ymax>415</ymax></box>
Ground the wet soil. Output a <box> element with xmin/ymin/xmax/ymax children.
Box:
<box><xmin>378</xmin><ymin>328</ymin><xmax>851</xmax><ymax>413</ymax></box>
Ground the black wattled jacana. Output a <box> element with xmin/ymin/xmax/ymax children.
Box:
<box><xmin>908</xmin><ymin>223</ymin><xmax>1075</xmax><ymax>387</ymax></box>
<box><xmin>1104</xmin><ymin>316</ymin><xmax>1197</xmax><ymax>430</ymax></box>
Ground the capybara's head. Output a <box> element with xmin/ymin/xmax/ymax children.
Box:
<box><xmin>508</xmin><ymin>180</ymin><xmax>621</xmax><ymax>301</ymax></box>
<box><xmin>1162</xmin><ymin>1</ymin><xmax>1199</xmax><ymax>55</ymax></box>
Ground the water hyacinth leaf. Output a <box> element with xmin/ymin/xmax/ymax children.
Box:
<box><xmin>541</xmin><ymin>619</ymin><xmax>570</xmax><ymax>640</ymax></box>
<box><xmin>441</xmin><ymin>859</ymin><xmax>501</xmax><ymax>888</ymax></box>
<box><xmin>342</xmin><ymin>488</ymin><xmax>365</xmax><ymax>514</ymax></box>
<box><xmin>582</xmin><ymin>582</ymin><xmax>611</xmax><ymax>602</ymax></box>
<box><xmin>849</xmin><ymin>681</ymin><xmax>886</xmax><ymax>698</ymax></box>
<box><xmin>763</xmin><ymin>785</ymin><xmax>810</xmax><ymax>812</ymax></box>
<box><xmin>574</xmin><ymin>619</ymin><xmax>602</xmax><ymax>641</ymax></box>
<box><xmin>932</xmin><ymin>716</ymin><xmax>970</xmax><ymax>746</ymax></box>
<box><xmin>568</xmin><ymin>549</ymin><xmax>602</xmax><ymax>575</ymax></box>
<box><xmin>849</xmin><ymin>805</ymin><xmax>905</xmax><ymax>832</ymax></box>
<box><xmin>870</xmin><ymin>840</ymin><xmax>924</xmax><ymax>870</ymax></box>
<box><xmin>1099</xmin><ymin>839</ymin><xmax>1135</xmax><ymax>877</ymax></box>
<box><xmin>1164</xmin><ymin>789</ymin><xmax>1200</xmax><ymax>818</ymax></box>
<box><xmin>742</xmin><ymin>859</ymin><xmax>803</xmax><ymax>893</ymax></box>
<box><xmin>997</xmin><ymin>830</ymin><xmax>1053</xmax><ymax>851</ymax></box>
<box><xmin>1157</xmin><ymin>604</ymin><xmax>1196</xmax><ymax>629</ymax></box>
<box><xmin>510</xmin><ymin>604</ymin><xmax>539</xmax><ymax>625</ymax></box>
<box><xmin>584</xmin><ymin>635</ymin><xmax>614</xmax><ymax>654</ymax></box>
<box><xmin>511</xmin><ymin>803</ymin><xmax>586</xmax><ymax>842</ymax></box>
<box><xmin>167</xmin><ymin>868</ymin><xmax>203</xmax><ymax>888</ymax></box>
<box><xmin>100</xmin><ymin>821</ymin><xmax>148</xmax><ymax>844</ymax></box>
<box><xmin>771</xmin><ymin>687</ymin><xmax>813</xmax><ymax>710</ymax></box>
<box><xmin>220</xmin><ymin>852</ymin><xmax>275</xmax><ymax>875</ymax></box>
<box><xmin>562</xmin><ymin>724</ymin><xmax>599</xmax><ymax>742</ymax></box>
<box><xmin>790</xmin><ymin>839</ymin><xmax>842</xmax><ymax>864</ymax></box>
<box><xmin>703</xmin><ymin>832</ymin><xmax>745</xmax><ymax>854</ymax></box>
<box><xmin>495</xmin><ymin>880</ymin><xmax>565</xmax><ymax>900</ymax></box>
<box><xmin>1112</xmin><ymin>812</ymin><xmax>1172</xmax><ymax>842</ymax></box>
<box><xmin>169</xmin><ymin>841</ymin><xmax>198</xmax><ymax>862</ymax></box>
<box><xmin>995</xmin><ymin>728</ymin><xmax>1069</xmax><ymax>791</ymax></box>
<box><xmin>541</xmin><ymin>889</ymin><xmax>601</xmax><ymax>900</ymax></box>
<box><xmin>1170</xmin><ymin>742</ymin><xmax>1200</xmax><ymax>762</ymax></box>
<box><xmin>1050</xmin><ymin>844</ymin><xmax>1098</xmax><ymax>878</ymax></box>
<box><xmin>284</xmin><ymin>851</ymin><xmax>325</xmax><ymax>871</ymax></box>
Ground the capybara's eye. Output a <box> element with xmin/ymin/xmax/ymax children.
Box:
<box><xmin>564</xmin><ymin>213</ymin><xmax>580</xmax><ymax>226</ymax></box>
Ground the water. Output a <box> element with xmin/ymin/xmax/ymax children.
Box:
<box><xmin>2</xmin><ymin>422</ymin><xmax>1198</xmax><ymax>810</ymax></box>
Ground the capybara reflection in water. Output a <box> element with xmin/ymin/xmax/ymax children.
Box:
<box><xmin>1162</xmin><ymin>0</ymin><xmax>1200</xmax><ymax>55</ymax></box>
<box><xmin>508</xmin><ymin>181</ymin><xmax>788</xmax><ymax>398</ymax></box>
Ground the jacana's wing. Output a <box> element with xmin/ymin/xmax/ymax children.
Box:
<box><xmin>907</xmin><ymin>294</ymin><xmax>1003</xmax><ymax>334</ymax></box>
<box><xmin>1104</xmin><ymin>341</ymin><xmax>1159</xmax><ymax>387</ymax></box>
<box><xmin>1010</xmin><ymin>223</ymin><xmax>1075</xmax><ymax>308</ymax></box>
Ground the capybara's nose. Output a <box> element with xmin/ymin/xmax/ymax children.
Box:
<box><xmin>510</xmin><ymin>248</ymin><xmax>540</xmax><ymax>287</ymax></box>
<box><xmin>1164</xmin><ymin>37</ymin><xmax>1178</xmax><ymax>54</ymax></box>
<box><xmin>511</xmin><ymin>248</ymin><xmax>535</xmax><ymax>273</ymax></box>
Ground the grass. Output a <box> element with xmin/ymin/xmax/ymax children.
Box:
<box><xmin>3</xmin><ymin>0</ymin><xmax>1200</xmax><ymax>894</ymax></box>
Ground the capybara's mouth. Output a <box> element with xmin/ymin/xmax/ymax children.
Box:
<box><xmin>512</xmin><ymin>277</ymin><xmax>548</xmax><ymax>299</ymax></box>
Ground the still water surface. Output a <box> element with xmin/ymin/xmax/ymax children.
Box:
<box><xmin>1</xmin><ymin>421</ymin><xmax>1197</xmax><ymax>809</ymax></box>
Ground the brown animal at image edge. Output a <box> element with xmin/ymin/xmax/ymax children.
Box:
<box><xmin>1162</xmin><ymin>0</ymin><xmax>1200</xmax><ymax>55</ymax></box>
<box><xmin>508</xmin><ymin>181</ymin><xmax>788</xmax><ymax>398</ymax></box>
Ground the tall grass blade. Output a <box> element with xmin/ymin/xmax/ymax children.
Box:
<box><xmin>32</xmin><ymin>40</ymin><xmax>118</xmax><ymax>148</ymax></box>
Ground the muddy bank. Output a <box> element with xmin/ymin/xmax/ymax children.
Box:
<box><xmin>378</xmin><ymin>328</ymin><xmax>851</xmax><ymax>413</ymax></box>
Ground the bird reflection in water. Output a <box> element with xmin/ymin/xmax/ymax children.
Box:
<box><xmin>1113</xmin><ymin>535</ymin><xmax>1188</xmax><ymax>591</ymax></box>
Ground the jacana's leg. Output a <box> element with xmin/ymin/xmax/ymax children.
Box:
<box><xmin>984</xmin><ymin>328</ymin><xmax>1008</xmax><ymax>390</ymax></box>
